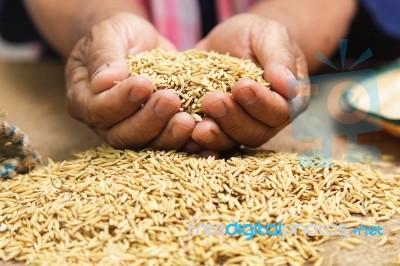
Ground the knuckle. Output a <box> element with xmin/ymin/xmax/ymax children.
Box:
<box><xmin>65</xmin><ymin>92</ymin><xmax>77</xmax><ymax>118</ymax></box>
<box><xmin>77</xmin><ymin>101</ymin><xmax>109</xmax><ymax>128</ymax></box>
<box><xmin>137</xmin><ymin>119</ymin><xmax>160</xmax><ymax>137</ymax></box>
<box><xmin>225</xmin><ymin>118</ymin><xmax>244</xmax><ymax>136</ymax></box>
<box><xmin>270</xmin><ymin>112</ymin><xmax>290</xmax><ymax>127</ymax></box>
<box><xmin>86</xmin><ymin>112</ymin><xmax>110</xmax><ymax>128</ymax></box>
<box><xmin>65</xmin><ymin>80</ymin><xmax>111</xmax><ymax>128</ymax></box>
<box><xmin>79</xmin><ymin>36</ymin><xmax>90</xmax><ymax>59</ymax></box>
<box><xmin>299</xmin><ymin>95</ymin><xmax>310</xmax><ymax>112</ymax></box>
<box><xmin>264</xmin><ymin>19</ymin><xmax>290</xmax><ymax>39</ymax></box>
<box><xmin>290</xmin><ymin>95</ymin><xmax>310</xmax><ymax>119</ymax></box>
<box><xmin>245</xmin><ymin>130</ymin><xmax>269</xmax><ymax>148</ymax></box>
<box><xmin>89</xmin><ymin>49</ymin><xmax>112</xmax><ymax>78</ymax></box>
<box><xmin>106</xmin><ymin>133</ymin><xmax>125</xmax><ymax>149</ymax></box>
<box><xmin>80</xmin><ymin>107</ymin><xmax>98</xmax><ymax>126</ymax></box>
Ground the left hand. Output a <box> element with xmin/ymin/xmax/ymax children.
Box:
<box><xmin>186</xmin><ymin>14</ymin><xmax>310</xmax><ymax>154</ymax></box>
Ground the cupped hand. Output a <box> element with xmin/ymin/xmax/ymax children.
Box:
<box><xmin>66</xmin><ymin>13</ymin><xmax>196</xmax><ymax>150</ymax></box>
<box><xmin>191</xmin><ymin>14</ymin><xmax>310</xmax><ymax>153</ymax></box>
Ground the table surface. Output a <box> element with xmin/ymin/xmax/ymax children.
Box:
<box><xmin>0</xmin><ymin>60</ymin><xmax>399</xmax><ymax>266</ymax></box>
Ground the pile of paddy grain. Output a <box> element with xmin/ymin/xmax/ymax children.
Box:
<box><xmin>0</xmin><ymin>146</ymin><xmax>399</xmax><ymax>265</ymax></box>
<box><xmin>127</xmin><ymin>49</ymin><xmax>269</xmax><ymax>121</ymax></box>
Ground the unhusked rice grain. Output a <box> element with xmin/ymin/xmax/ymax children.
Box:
<box><xmin>127</xmin><ymin>49</ymin><xmax>270</xmax><ymax>121</ymax></box>
<box><xmin>0</xmin><ymin>146</ymin><xmax>399</xmax><ymax>265</ymax></box>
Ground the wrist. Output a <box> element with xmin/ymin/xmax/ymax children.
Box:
<box><xmin>24</xmin><ymin>0</ymin><xmax>149</xmax><ymax>58</ymax></box>
<box><xmin>247</xmin><ymin>0</ymin><xmax>357</xmax><ymax>72</ymax></box>
<box><xmin>73</xmin><ymin>2</ymin><xmax>148</xmax><ymax>50</ymax></box>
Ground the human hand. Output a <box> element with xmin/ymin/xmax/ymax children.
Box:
<box><xmin>66</xmin><ymin>13</ymin><xmax>196</xmax><ymax>150</ymax></box>
<box><xmin>191</xmin><ymin>14</ymin><xmax>310</xmax><ymax>153</ymax></box>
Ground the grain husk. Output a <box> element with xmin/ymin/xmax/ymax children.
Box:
<box><xmin>0</xmin><ymin>146</ymin><xmax>399</xmax><ymax>265</ymax></box>
<box><xmin>127</xmin><ymin>49</ymin><xmax>270</xmax><ymax>121</ymax></box>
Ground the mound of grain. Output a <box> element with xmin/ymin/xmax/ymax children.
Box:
<box><xmin>127</xmin><ymin>49</ymin><xmax>269</xmax><ymax>121</ymax></box>
<box><xmin>0</xmin><ymin>146</ymin><xmax>399</xmax><ymax>265</ymax></box>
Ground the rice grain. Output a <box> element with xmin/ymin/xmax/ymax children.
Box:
<box><xmin>127</xmin><ymin>49</ymin><xmax>270</xmax><ymax>120</ymax></box>
<box><xmin>0</xmin><ymin>146</ymin><xmax>399</xmax><ymax>265</ymax></box>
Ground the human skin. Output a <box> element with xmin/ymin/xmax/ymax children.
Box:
<box><xmin>24</xmin><ymin>0</ymin><xmax>356</xmax><ymax>155</ymax></box>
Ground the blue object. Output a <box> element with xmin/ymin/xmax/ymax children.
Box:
<box><xmin>361</xmin><ymin>0</ymin><xmax>400</xmax><ymax>40</ymax></box>
<box><xmin>0</xmin><ymin>164</ymin><xmax>16</xmax><ymax>178</ymax></box>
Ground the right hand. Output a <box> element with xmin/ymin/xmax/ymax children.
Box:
<box><xmin>65</xmin><ymin>13</ymin><xmax>196</xmax><ymax>150</ymax></box>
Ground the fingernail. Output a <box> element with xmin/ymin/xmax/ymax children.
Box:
<box><xmin>286</xmin><ymin>68</ymin><xmax>300</xmax><ymax>98</ymax></box>
<box><xmin>154</xmin><ymin>98</ymin><xmax>177</xmax><ymax>118</ymax></box>
<box><xmin>200</xmin><ymin>131</ymin><xmax>216</xmax><ymax>143</ymax></box>
<box><xmin>204</xmin><ymin>100</ymin><xmax>226</xmax><ymax>117</ymax></box>
<box><xmin>286</xmin><ymin>68</ymin><xmax>296</xmax><ymax>79</ymax></box>
<box><xmin>172</xmin><ymin>123</ymin><xmax>189</xmax><ymax>139</ymax></box>
<box><xmin>90</xmin><ymin>64</ymin><xmax>110</xmax><ymax>81</ymax></box>
<box><xmin>129</xmin><ymin>87</ymin><xmax>148</xmax><ymax>103</ymax></box>
<box><xmin>239</xmin><ymin>87</ymin><xmax>257</xmax><ymax>105</ymax></box>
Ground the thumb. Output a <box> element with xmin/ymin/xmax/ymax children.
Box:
<box><xmin>86</xmin><ymin>19</ymin><xmax>130</xmax><ymax>94</ymax></box>
<box><xmin>194</xmin><ymin>39</ymin><xmax>208</xmax><ymax>51</ymax></box>
<box><xmin>250</xmin><ymin>20</ymin><xmax>300</xmax><ymax>100</ymax></box>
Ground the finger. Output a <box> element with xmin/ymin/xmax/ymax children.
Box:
<box><xmin>201</xmin><ymin>93</ymin><xmax>276</xmax><ymax>148</ymax></box>
<box><xmin>65</xmin><ymin>37</ymin><xmax>89</xmax><ymax>93</ymax></box>
<box><xmin>194</xmin><ymin>39</ymin><xmax>207</xmax><ymax>51</ymax></box>
<box><xmin>250</xmin><ymin>28</ymin><xmax>310</xmax><ymax>119</ymax></box>
<box><xmin>250</xmin><ymin>19</ymin><xmax>300</xmax><ymax>99</ymax></box>
<box><xmin>88</xmin><ymin>76</ymin><xmax>154</xmax><ymax>128</ymax></box>
<box><xmin>86</xmin><ymin>20</ymin><xmax>130</xmax><ymax>93</ymax></box>
<box><xmin>66</xmin><ymin>42</ymin><xmax>154</xmax><ymax>128</ymax></box>
<box><xmin>191</xmin><ymin>117</ymin><xmax>237</xmax><ymax>151</ymax></box>
<box><xmin>231</xmin><ymin>79</ymin><xmax>290</xmax><ymax>127</ymax></box>
<box><xmin>142</xmin><ymin>33</ymin><xmax>177</xmax><ymax>53</ymax></box>
<box><xmin>290</xmin><ymin>49</ymin><xmax>311</xmax><ymax>117</ymax></box>
<box><xmin>66</xmin><ymin>73</ymin><xmax>154</xmax><ymax>128</ymax></box>
<box><xmin>181</xmin><ymin>139</ymin><xmax>203</xmax><ymax>154</ymax></box>
<box><xmin>148</xmin><ymin>112</ymin><xmax>195</xmax><ymax>150</ymax></box>
<box><xmin>156</xmin><ymin>37</ymin><xmax>177</xmax><ymax>52</ymax></box>
<box><xmin>98</xmin><ymin>90</ymin><xmax>181</xmax><ymax>149</ymax></box>
<box><xmin>289</xmin><ymin>80</ymin><xmax>311</xmax><ymax>119</ymax></box>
